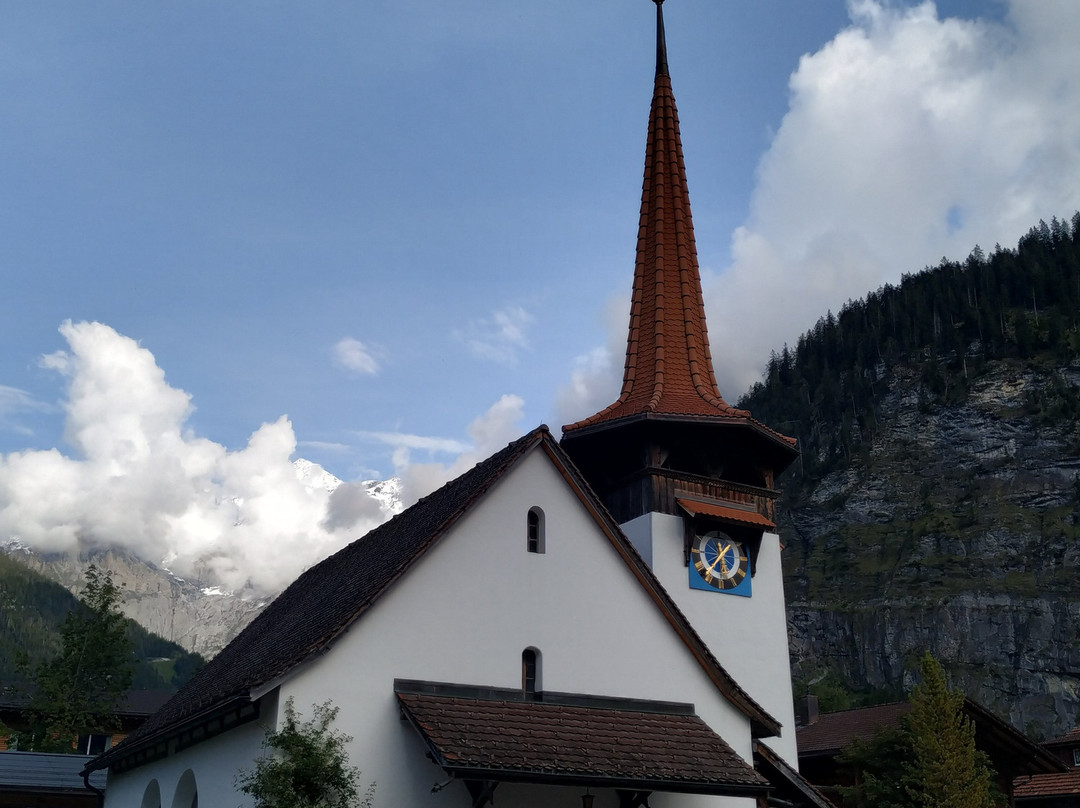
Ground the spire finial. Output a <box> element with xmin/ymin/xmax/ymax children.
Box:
<box><xmin>654</xmin><ymin>0</ymin><xmax>669</xmax><ymax>78</ymax></box>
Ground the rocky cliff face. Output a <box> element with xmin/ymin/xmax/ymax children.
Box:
<box><xmin>1</xmin><ymin>541</ymin><xmax>270</xmax><ymax>659</ymax></box>
<box><xmin>782</xmin><ymin>358</ymin><xmax>1080</xmax><ymax>738</ymax></box>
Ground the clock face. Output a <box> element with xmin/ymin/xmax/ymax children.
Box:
<box><xmin>689</xmin><ymin>530</ymin><xmax>751</xmax><ymax>596</ymax></box>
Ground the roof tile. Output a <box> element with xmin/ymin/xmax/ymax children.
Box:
<box><xmin>398</xmin><ymin>690</ymin><xmax>767</xmax><ymax>793</ymax></box>
<box><xmin>1013</xmin><ymin>770</ymin><xmax>1080</xmax><ymax>798</ymax></box>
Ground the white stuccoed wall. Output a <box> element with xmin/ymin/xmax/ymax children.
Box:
<box><xmin>102</xmin><ymin>449</ymin><xmax>766</xmax><ymax>807</ymax></box>
<box><xmin>280</xmin><ymin>449</ymin><xmax>760</xmax><ymax>808</ymax></box>
<box><xmin>622</xmin><ymin>511</ymin><xmax>799</xmax><ymax>765</ymax></box>
<box><xmin>102</xmin><ymin>690</ymin><xmax>276</xmax><ymax>808</ymax></box>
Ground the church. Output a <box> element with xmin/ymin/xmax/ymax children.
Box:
<box><xmin>86</xmin><ymin>3</ymin><xmax>830</xmax><ymax>806</ymax></box>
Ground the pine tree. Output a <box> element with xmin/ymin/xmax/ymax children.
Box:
<box><xmin>27</xmin><ymin>564</ymin><xmax>134</xmax><ymax>752</ymax></box>
<box><xmin>904</xmin><ymin>653</ymin><xmax>1001</xmax><ymax>808</ymax></box>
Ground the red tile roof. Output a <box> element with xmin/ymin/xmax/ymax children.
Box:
<box><xmin>677</xmin><ymin>497</ymin><xmax>776</xmax><ymax>529</ymax></box>
<box><xmin>562</xmin><ymin>4</ymin><xmax>794</xmax><ymax>451</ymax></box>
<box><xmin>397</xmin><ymin>688</ymin><xmax>769</xmax><ymax>796</ymax></box>
<box><xmin>1014</xmin><ymin>770</ymin><xmax>1080</xmax><ymax>798</ymax></box>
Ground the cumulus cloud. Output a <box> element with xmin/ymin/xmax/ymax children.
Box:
<box><xmin>394</xmin><ymin>394</ymin><xmax>525</xmax><ymax>505</ymax></box>
<box><xmin>333</xmin><ymin>337</ymin><xmax>381</xmax><ymax>375</ymax></box>
<box><xmin>559</xmin><ymin>0</ymin><xmax>1080</xmax><ymax>408</ymax></box>
<box><xmin>707</xmin><ymin>0</ymin><xmax>1080</xmax><ymax>396</ymax></box>
<box><xmin>0</xmin><ymin>321</ymin><xmax>389</xmax><ymax>594</ymax></box>
<box><xmin>553</xmin><ymin>294</ymin><xmax>630</xmax><ymax>429</ymax></box>
<box><xmin>455</xmin><ymin>306</ymin><xmax>533</xmax><ymax>366</ymax></box>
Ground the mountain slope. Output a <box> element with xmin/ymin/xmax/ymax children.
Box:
<box><xmin>740</xmin><ymin>215</ymin><xmax>1080</xmax><ymax>738</ymax></box>
<box><xmin>0</xmin><ymin>551</ymin><xmax>204</xmax><ymax>689</ymax></box>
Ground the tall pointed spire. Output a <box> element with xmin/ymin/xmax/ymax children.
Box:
<box><xmin>654</xmin><ymin>0</ymin><xmax>669</xmax><ymax>78</ymax></box>
<box><xmin>561</xmin><ymin>2</ymin><xmax>795</xmax><ymax>526</ymax></box>
<box><xmin>566</xmin><ymin>0</ymin><xmax>747</xmax><ymax>432</ymax></box>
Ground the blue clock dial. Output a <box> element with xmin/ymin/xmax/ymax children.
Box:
<box><xmin>690</xmin><ymin>530</ymin><xmax>750</xmax><ymax>595</ymax></box>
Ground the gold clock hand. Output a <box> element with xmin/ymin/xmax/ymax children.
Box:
<box><xmin>718</xmin><ymin>544</ymin><xmax>732</xmax><ymax>575</ymax></box>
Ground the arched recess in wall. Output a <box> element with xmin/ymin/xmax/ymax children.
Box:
<box><xmin>140</xmin><ymin>780</ymin><xmax>161</xmax><ymax>808</ymax></box>
<box><xmin>522</xmin><ymin>647</ymin><xmax>542</xmax><ymax>697</ymax></box>
<box><xmin>170</xmin><ymin>770</ymin><xmax>198</xmax><ymax>808</ymax></box>
<box><xmin>527</xmin><ymin>507</ymin><xmax>545</xmax><ymax>554</ymax></box>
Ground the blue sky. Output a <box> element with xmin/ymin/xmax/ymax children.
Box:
<box><xmin>2</xmin><ymin>1</ymin><xmax>1077</xmax><ymax>592</ymax></box>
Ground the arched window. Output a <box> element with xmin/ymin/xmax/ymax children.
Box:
<box><xmin>522</xmin><ymin>648</ymin><xmax>541</xmax><ymax>698</ymax></box>
<box><xmin>527</xmin><ymin>507</ymin><xmax>545</xmax><ymax>554</ymax></box>
<box><xmin>171</xmin><ymin>770</ymin><xmax>198</xmax><ymax>808</ymax></box>
<box><xmin>140</xmin><ymin>781</ymin><xmax>162</xmax><ymax>808</ymax></box>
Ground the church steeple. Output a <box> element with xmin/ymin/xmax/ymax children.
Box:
<box><xmin>561</xmin><ymin>1</ymin><xmax>796</xmax><ymax>526</ymax></box>
<box><xmin>567</xmin><ymin>0</ymin><xmax>746</xmax><ymax>431</ymax></box>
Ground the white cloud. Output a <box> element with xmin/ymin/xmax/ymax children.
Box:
<box><xmin>0</xmin><ymin>385</ymin><xmax>52</xmax><ymax>436</ymax></box>
<box><xmin>395</xmin><ymin>394</ymin><xmax>525</xmax><ymax>505</ymax></box>
<box><xmin>0</xmin><ymin>385</ymin><xmax>47</xmax><ymax>415</ymax></box>
<box><xmin>705</xmin><ymin>0</ymin><xmax>1080</xmax><ymax>396</ymax></box>
<box><xmin>0</xmin><ymin>322</ymin><xmax>388</xmax><ymax>594</ymax></box>
<box><xmin>297</xmin><ymin>440</ymin><xmax>352</xmax><ymax>453</ymax></box>
<box><xmin>333</xmin><ymin>337</ymin><xmax>381</xmax><ymax>375</ymax></box>
<box><xmin>456</xmin><ymin>305</ymin><xmax>533</xmax><ymax>366</ymax></box>
<box><xmin>552</xmin><ymin>291</ymin><xmax>633</xmax><ymax>430</ymax></box>
<box><xmin>0</xmin><ymin>322</ymin><xmax>535</xmax><ymax>596</ymax></box>
<box><xmin>356</xmin><ymin>431</ymin><xmax>470</xmax><ymax>455</ymax></box>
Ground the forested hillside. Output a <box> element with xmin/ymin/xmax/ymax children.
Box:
<box><xmin>740</xmin><ymin>214</ymin><xmax>1080</xmax><ymax>737</ymax></box>
<box><xmin>743</xmin><ymin>213</ymin><xmax>1080</xmax><ymax>484</ymax></box>
<box><xmin>0</xmin><ymin>553</ymin><xmax>204</xmax><ymax>690</ymax></box>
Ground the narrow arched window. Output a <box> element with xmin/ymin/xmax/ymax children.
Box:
<box><xmin>522</xmin><ymin>648</ymin><xmax>540</xmax><ymax>698</ymax></box>
<box><xmin>527</xmin><ymin>507</ymin><xmax>545</xmax><ymax>554</ymax></box>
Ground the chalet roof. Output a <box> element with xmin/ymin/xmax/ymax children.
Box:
<box><xmin>0</xmin><ymin>751</ymin><xmax>106</xmax><ymax>792</ymax></box>
<box><xmin>796</xmin><ymin>700</ymin><xmax>1065</xmax><ymax>777</ymax></box>
<box><xmin>561</xmin><ymin>3</ymin><xmax>793</xmax><ymax>453</ymax></box>
<box><xmin>1013</xmin><ymin>770</ymin><xmax>1080</xmax><ymax>799</ymax></box>
<box><xmin>87</xmin><ymin>425</ymin><xmax>779</xmax><ymax>774</ymax></box>
<box><xmin>396</xmin><ymin>683</ymin><xmax>769</xmax><ymax>796</ymax></box>
<box><xmin>796</xmin><ymin>702</ymin><xmax>909</xmax><ymax>756</ymax></box>
<box><xmin>0</xmin><ymin>687</ymin><xmax>171</xmax><ymax>717</ymax></box>
<box><xmin>1044</xmin><ymin>727</ymin><xmax>1080</xmax><ymax>747</ymax></box>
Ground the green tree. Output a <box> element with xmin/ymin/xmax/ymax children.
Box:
<box><xmin>838</xmin><ymin>725</ymin><xmax>914</xmax><ymax>808</ymax></box>
<box><xmin>27</xmin><ymin>564</ymin><xmax>133</xmax><ymax>752</ymax></box>
<box><xmin>237</xmin><ymin>698</ymin><xmax>374</xmax><ymax>808</ymax></box>
<box><xmin>905</xmin><ymin>653</ymin><xmax>1001</xmax><ymax>808</ymax></box>
<box><xmin>837</xmin><ymin>654</ymin><xmax>1002</xmax><ymax>808</ymax></box>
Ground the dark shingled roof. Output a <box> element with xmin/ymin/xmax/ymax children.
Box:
<box><xmin>397</xmin><ymin>689</ymin><xmax>769</xmax><ymax>796</ymax></box>
<box><xmin>88</xmin><ymin>424</ymin><xmax>779</xmax><ymax>774</ymax></box>
<box><xmin>797</xmin><ymin>700</ymin><xmax>1065</xmax><ymax>780</ymax></box>
<box><xmin>1044</xmin><ymin>727</ymin><xmax>1080</xmax><ymax>747</ymax></box>
<box><xmin>796</xmin><ymin>702</ymin><xmax>910</xmax><ymax>756</ymax></box>
<box><xmin>0</xmin><ymin>751</ymin><xmax>106</xmax><ymax>791</ymax></box>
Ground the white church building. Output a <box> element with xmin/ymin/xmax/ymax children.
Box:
<box><xmin>86</xmin><ymin>3</ymin><xmax>832</xmax><ymax>807</ymax></box>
